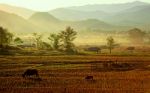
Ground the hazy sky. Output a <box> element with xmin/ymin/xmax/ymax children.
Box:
<box><xmin>0</xmin><ymin>0</ymin><xmax>150</xmax><ymax>11</ymax></box>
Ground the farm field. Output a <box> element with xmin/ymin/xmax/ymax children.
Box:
<box><xmin>0</xmin><ymin>55</ymin><xmax>150</xmax><ymax>93</ymax></box>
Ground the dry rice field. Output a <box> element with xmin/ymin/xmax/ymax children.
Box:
<box><xmin>0</xmin><ymin>55</ymin><xmax>150</xmax><ymax>93</ymax></box>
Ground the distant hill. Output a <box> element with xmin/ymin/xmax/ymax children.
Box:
<box><xmin>68</xmin><ymin>1</ymin><xmax>148</xmax><ymax>13</ymax></box>
<box><xmin>49</xmin><ymin>1</ymin><xmax>149</xmax><ymax>21</ymax></box>
<box><xmin>1</xmin><ymin>2</ymin><xmax>147</xmax><ymax>35</ymax></box>
<box><xmin>0</xmin><ymin>10</ymin><xmax>42</xmax><ymax>34</ymax></box>
<box><xmin>29</xmin><ymin>12</ymin><xmax>65</xmax><ymax>32</ymax></box>
<box><xmin>29</xmin><ymin>12</ymin><xmax>126</xmax><ymax>32</ymax></box>
<box><xmin>29</xmin><ymin>12</ymin><xmax>60</xmax><ymax>23</ymax></box>
<box><xmin>68</xmin><ymin>19</ymin><xmax>117</xmax><ymax>31</ymax></box>
<box><xmin>0</xmin><ymin>4</ymin><xmax>35</xmax><ymax>18</ymax></box>
<box><xmin>105</xmin><ymin>5</ymin><xmax>150</xmax><ymax>26</ymax></box>
<box><xmin>0</xmin><ymin>10</ymin><xmax>123</xmax><ymax>35</ymax></box>
<box><xmin>49</xmin><ymin>1</ymin><xmax>150</xmax><ymax>28</ymax></box>
<box><xmin>50</xmin><ymin>8</ymin><xmax>108</xmax><ymax>21</ymax></box>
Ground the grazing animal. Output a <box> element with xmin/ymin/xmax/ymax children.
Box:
<box><xmin>22</xmin><ymin>69</ymin><xmax>39</xmax><ymax>78</ymax></box>
<box><xmin>85</xmin><ymin>76</ymin><xmax>93</xmax><ymax>80</ymax></box>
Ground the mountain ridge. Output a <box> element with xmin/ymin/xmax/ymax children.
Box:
<box><xmin>0</xmin><ymin>1</ymin><xmax>149</xmax><ymax>34</ymax></box>
<box><xmin>0</xmin><ymin>4</ymin><xmax>35</xmax><ymax>18</ymax></box>
<box><xmin>68</xmin><ymin>1</ymin><xmax>149</xmax><ymax>13</ymax></box>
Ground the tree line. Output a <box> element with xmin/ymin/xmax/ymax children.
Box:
<box><xmin>0</xmin><ymin>26</ymin><xmax>77</xmax><ymax>54</ymax></box>
<box><xmin>0</xmin><ymin>27</ymin><xmax>13</xmax><ymax>49</ymax></box>
<box><xmin>0</xmin><ymin>25</ymin><xmax>150</xmax><ymax>55</ymax></box>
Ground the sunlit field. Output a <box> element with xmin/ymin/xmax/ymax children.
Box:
<box><xmin>0</xmin><ymin>56</ymin><xmax>150</xmax><ymax>93</ymax></box>
<box><xmin>0</xmin><ymin>0</ymin><xmax>150</xmax><ymax>93</ymax></box>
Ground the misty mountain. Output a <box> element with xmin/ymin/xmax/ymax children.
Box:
<box><xmin>29</xmin><ymin>12</ymin><xmax>66</xmax><ymax>32</ymax></box>
<box><xmin>29</xmin><ymin>12</ymin><xmax>60</xmax><ymax>23</ymax></box>
<box><xmin>0</xmin><ymin>9</ymin><xmax>125</xmax><ymax>35</ymax></box>
<box><xmin>49</xmin><ymin>1</ymin><xmax>150</xmax><ymax>28</ymax></box>
<box><xmin>69</xmin><ymin>1</ymin><xmax>148</xmax><ymax>13</ymax></box>
<box><xmin>1</xmin><ymin>1</ymin><xmax>147</xmax><ymax>35</ymax></box>
<box><xmin>49</xmin><ymin>1</ymin><xmax>149</xmax><ymax>21</ymax></box>
<box><xmin>0</xmin><ymin>10</ymin><xmax>42</xmax><ymax>34</ymax></box>
<box><xmin>0</xmin><ymin>1</ymin><xmax>149</xmax><ymax>30</ymax></box>
<box><xmin>29</xmin><ymin>12</ymin><xmax>125</xmax><ymax>32</ymax></box>
<box><xmin>105</xmin><ymin>5</ymin><xmax>150</xmax><ymax>26</ymax></box>
<box><xmin>68</xmin><ymin>19</ymin><xmax>117</xmax><ymax>31</ymax></box>
<box><xmin>0</xmin><ymin>4</ymin><xmax>35</xmax><ymax>18</ymax></box>
<box><xmin>50</xmin><ymin>8</ymin><xmax>108</xmax><ymax>21</ymax></box>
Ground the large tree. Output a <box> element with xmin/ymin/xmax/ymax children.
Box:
<box><xmin>48</xmin><ymin>33</ymin><xmax>60</xmax><ymax>50</ymax></box>
<box><xmin>59</xmin><ymin>26</ymin><xmax>77</xmax><ymax>53</ymax></box>
<box><xmin>106</xmin><ymin>36</ymin><xmax>116</xmax><ymax>54</ymax></box>
<box><xmin>0</xmin><ymin>27</ymin><xmax>13</xmax><ymax>48</ymax></box>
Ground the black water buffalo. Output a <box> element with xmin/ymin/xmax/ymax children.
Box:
<box><xmin>22</xmin><ymin>69</ymin><xmax>39</xmax><ymax>78</ymax></box>
<box><xmin>85</xmin><ymin>76</ymin><xmax>93</xmax><ymax>80</ymax></box>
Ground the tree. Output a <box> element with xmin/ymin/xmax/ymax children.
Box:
<box><xmin>0</xmin><ymin>27</ymin><xmax>13</xmax><ymax>48</ymax></box>
<box><xmin>59</xmin><ymin>26</ymin><xmax>77</xmax><ymax>53</ymax></box>
<box><xmin>32</xmin><ymin>33</ymin><xmax>43</xmax><ymax>49</ymax></box>
<box><xmin>146</xmin><ymin>31</ymin><xmax>150</xmax><ymax>44</ymax></box>
<box><xmin>14</xmin><ymin>37</ymin><xmax>23</xmax><ymax>45</ymax></box>
<box><xmin>41</xmin><ymin>42</ymin><xmax>52</xmax><ymax>50</ymax></box>
<box><xmin>106</xmin><ymin>36</ymin><xmax>116</xmax><ymax>54</ymax></box>
<box><xmin>128</xmin><ymin>28</ymin><xmax>146</xmax><ymax>44</ymax></box>
<box><xmin>48</xmin><ymin>33</ymin><xmax>60</xmax><ymax>50</ymax></box>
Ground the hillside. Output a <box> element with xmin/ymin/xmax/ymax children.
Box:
<box><xmin>68</xmin><ymin>19</ymin><xmax>117</xmax><ymax>31</ymax></box>
<box><xmin>0</xmin><ymin>4</ymin><xmax>35</xmax><ymax>18</ymax></box>
<box><xmin>29</xmin><ymin>12</ymin><xmax>60</xmax><ymax>23</ymax></box>
<box><xmin>69</xmin><ymin>1</ymin><xmax>147</xmax><ymax>13</ymax></box>
<box><xmin>29</xmin><ymin>12</ymin><xmax>125</xmax><ymax>32</ymax></box>
<box><xmin>50</xmin><ymin>1</ymin><xmax>149</xmax><ymax>21</ymax></box>
<box><xmin>0</xmin><ymin>10</ymin><xmax>42</xmax><ymax>34</ymax></box>
<box><xmin>29</xmin><ymin>12</ymin><xmax>65</xmax><ymax>32</ymax></box>
<box><xmin>0</xmin><ymin>10</ymin><xmax>124</xmax><ymax>35</ymax></box>
<box><xmin>50</xmin><ymin>8</ymin><xmax>108</xmax><ymax>21</ymax></box>
<box><xmin>0</xmin><ymin>1</ymin><xmax>148</xmax><ymax>32</ymax></box>
<box><xmin>49</xmin><ymin>1</ymin><xmax>150</xmax><ymax>28</ymax></box>
<box><xmin>105</xmin><ymin>5</ymin><xmax>150</xmax><ymax>26</ymax></box>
